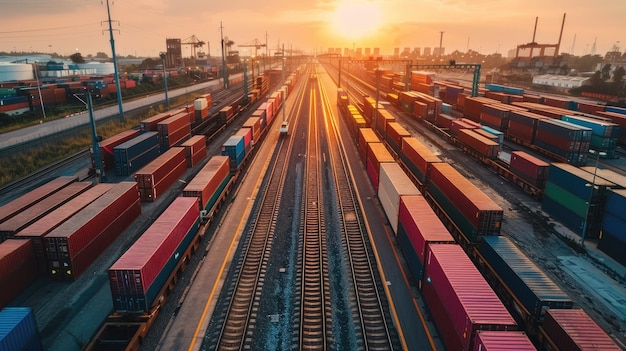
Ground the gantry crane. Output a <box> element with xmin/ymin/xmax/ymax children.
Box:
<box><xmin>182</xmin><ymin>35</ymin><xmax>206</xmax><ymax>60</ymax></box>
<box><xmin>238</xmin><ymin>38</ymin><xmax>266</xmax><ymax>58</ymax></box>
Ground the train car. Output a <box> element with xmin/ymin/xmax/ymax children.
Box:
<box><xmin>180</xmin><ymin>135</ymin><xmax>207</xmax><ymax>168</ymax></box>
<box><xmin>457</xmin><ymin>129</ymin><xmax>499</xmax><ymax>160</ymax></box>
<box><xmin>541</xmin><ymin>309</ymin><xmax>622</xmax><ymax>351</ymax></box>
<box><xmin>509</xmin><ymin>151</ymin><xmax>549</xmax><ymax>189</ymax></box>
<box><xmin>396</xmin><ymin>195</ymin><xmax>455</xmax><ymax>287</ymax></box>
<box><xmin>377</xmin><ymin>163</ymin><xmax>421</xmax><ymax>233</ymax></box>
<box><xmin>399</xmin><ymin>137</ymin><xmax>442</xmax><ymax>187</ymax></box>
<box><xmin>472</xmin><ymin>331</ymin><xmax>536</xmax><ymax>351</ymax></box>
<box><xmin>183</xmin><ymin>156</ymin><xmax>231</xmax><ymax>222</ymax></box>
<box><xmin>423</xmin><ymin>244</ymin><xmax>517</xmax><ymax>351</ymax></box>
<box><xmin>158</xmin><ymin>112</ymin><xmax>191</xmax><ymax>151</ymax></box>
<box><xmin>109</xmin><ymin>197</ymin><xmax>200</xmax><ymax>313</ymax></box>
<box><xmin>135</xmin><ymin>147</ymin><xmax>187</xmax><ymax>202</ymax></box>
<box><xmin>43</xmin><ymin>182</ymin><xmax>141</xmax><ymax>281</ymax></box>
<box><xmin>478</xmin><ymin>236</ymin><xmax>573</xmax><ymax>326</ymax></box>
<box><xmin>427</xmin><ymin>163</ymin><xmax>503</xmax><ymax>243</ymax></box>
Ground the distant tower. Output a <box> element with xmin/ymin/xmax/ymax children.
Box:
<box><xmin>570</xmin><ymin>34</ymin><xmax>576</xmax><ymax>54</ymax></box>
<box><xmin>373</xmin><ymin>48</ymin><xmax>380</xmax><ymax>56</ymax></box>
<box><xmin>591</xmin><ymin>38</ymin><xmax>597</xmax><ymax>55</ymax></box>
<box><xmin>364</xmin><ymin>47</ymin><xmax>371</xmax><ymax>56</ymax></box>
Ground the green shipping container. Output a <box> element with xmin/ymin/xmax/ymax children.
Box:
<box><xmin>544</xmin><ymin>181</ymin><xmax>588</xmax><ymax>218</ymax></box>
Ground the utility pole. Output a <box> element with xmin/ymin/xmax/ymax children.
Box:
<box><xmin>439</xmin><ymin>31</ymin><xmax>444</xmax><ymax>57</ymax></box>
<box><xmin>220</xmin><ymin>22</ymin><xmax>228</xmax><ymax>89</ymax></box>
<box><xmin>103</xmin><ymin>0</ymin><xmax>124</xmax><ymax>121</ymax></box>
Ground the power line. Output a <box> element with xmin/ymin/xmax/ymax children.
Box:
<box><xmin>0</xmin><ymin>23</ymin><xmax>96</xmax><ymax>34</ymax></box>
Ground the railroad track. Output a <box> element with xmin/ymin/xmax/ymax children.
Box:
<box><xmin>294</xmin><ymin>84</ymin><xmax>332</xmax><ymax>350</ymax></box>
<box><xmin>206</xmin><ymin>124</ymin><xmax>291</xmax><ymax>351</ymax></box>
<box><xmin>321</xmin><ymin>78</ymin><xmax>400</xmax><ymax>350</ymax></box>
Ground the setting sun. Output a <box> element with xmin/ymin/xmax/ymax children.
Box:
<box><xmin>329</xmin><ymin>1</ymin><xmax>383</xmax><ymax>40</ymax></box>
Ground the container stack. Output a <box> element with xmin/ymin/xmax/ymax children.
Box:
<box><xmin>114</xmin><ymin>132</ymin><xmax>160</xmax><ymax>177</ymax></box>
<box><xmin>96</xmin><ymin>129</ymin><xmax>141</xmax><ymax>171</ymax></box>
<box><xmin>135</xmin><ymin>147</ymin><xmax>187</xmax><ymax>202</ymax></box>
<box><xmin>375</xmin><ymin>109</ymin><xmax>395</xmax><ymax>136</ymax></box>
<box><xmin>222</xmin><ymin>134</ymin><xmax>246</xmax><ymax>173</ymax></box>
<box><xmin>193</xmin><ymin>96</ymin><xmax>209</xmax><ymax>122</ymax></box>
<box><xmin>218</xmin><ymin>105</ymin><xmax>235</xmax><ymax>124</ymax></box>
<box><xmin>561</xmin><ymin>115</ymin><xmax>619</xmax><ymax>158</ymax></box>
<box><xmin>480</xmin><ymin>103</ymin><xmax>512</xmax><ymax>132</ymax></box>
<box><xmin>598</xmin><ymin>189</ymin><xmax>626</xmax><ymax>266</ymax></box>
<box><xmin>399</xmin><ymin>137</ymin><xmax>442</xmax><ymax>185</ymax></box>
<box><xmin>506</xmin><ymin>110</ymin><xmax>546</xmax><ymax>145</ymax></box>
<box><xmin>542</xmin><ymin>163</ymin><xmax>614</xmax><ymax>239</ymax></box>
<box><xmin>180</xmin><ymin>135</ymin><xmax>206</xmax><ymax>168</ymax></box>
<box><xmin>0</xmin><ymin>307</ymin><xmax>43</xmax><ymax>351</ymax></box>
<box><xmin>458</xmin><ymin>129</ymin><xmax>499</xmax><ymax>159</ymax></box>
<box><xmin>534</xmin><ymin>119</ymin><xmax>592</xmax><ymax>166</ymax></box>
<box><xmin>242</xmin><ymin>117</ymin><xmax>261</xmax><ymax>145</ymax></box>
<box><xmin>158</xmin><ymin>112</ymin><xmax>191</xmax><ymax>151</ymax></box>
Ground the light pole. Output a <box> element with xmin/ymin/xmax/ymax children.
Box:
<box><xmin>32</xmin><ymin>61</ymin><xmax>46</xmax><ymax>119</ymax></box>
<box><xmin>159</xmin><ymin>52</ymin><xmax>169</xmax><ymax>109</ymax></box>
<box><xmin>581</xmin><ymin>149</ymin><xmax>606</xmax><ymax>247</ymax></box>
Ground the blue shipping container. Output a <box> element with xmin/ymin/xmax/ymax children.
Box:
<box><xmin>542</xmin><ymin>196</ymin><xmax>585</xmax><ymax>235</ymax></box>
<box><xmin>480</xmin><ymin>236</ymin><xmax>573</xmax><ymax>321</ymax></box>
<box><xmin>597</xmin><ymin>231</ymin><xmax>626</xmax><ymax>267</ymax></box>
<box><xmin>602</xmin><ymin>212</ymin><xmax>626</xmax><ymax>243</ymax></box>
<box><xmin>606</xmin><ymin>189</ymin><xmax>626</xmax><ymax>219</ymax></box>
<box><xmin>561</xmin><ymin>115</ymin><xmax>619</xmax><ymax>138</ymax></box>
<box><xmin>0</xmin><ymin>307</ymin><xmax>43</xmax><ymax>351</ymax></box>
<box><xmin>222</xmin><ymin>135</ymin><xmax>246</xmax><ymax>172</ymax></box>
<box><xmin>547</xmin><ymin>163</ymin><xmax>613</xmax><ymax>201</ymax></box>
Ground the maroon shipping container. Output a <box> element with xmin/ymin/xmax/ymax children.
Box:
<box><xmin>183</xmin><ymin>156</ymin><xmax>230</xmax><ymax>212</ymax></box>
<box><xmin>464</xmin><ymin>97</ymin><xmax>498</xmax><ymax>122</ymax></box>
<box><xmin>507</xmin><ymin>110</ymin><xmax>546</xmax><ymax>144</ymax></box>
<box><xmin>140</xmin><ymin>111</ymin><xmax>173</xmax><ymax>131</ymax></box>
<box><xmin>99</xmin><ymin>129</ymin><xmax>141</xmax><ymax>170</ymax></box>
<box><xmin>436</xmin><ymin>113</ymin><xmax>455</xmax><ymax>129</ymax></box>
<box><xmin>0</xmin><ymin>176</ymin><xmax>77</xmax><ymax>224</ymax></box>
<box><xmin>472</xmin><ymin>331</ymin><xmax>536</xmax><ymax>351</ymax></box>
<box><xmin>15</xmin><ymin>184</ymin><xmax>115</xmax><ymax>274</ymax></box>
<box><xmin>413</xmin><ymin>101</ymin><xmax>428</xmax><ymax>120</ymax></box>
<box><xmin>180</xmin><ymin>135</ymin><xmax>206</xmax><ymax>168</ymax></box>
<box><xmin>458</xmin><ymin>129</ymin><xmax>499</xmax><ymax>159</ymax></box>
<box><xmin>450</xmin><ymin>120</ymin><xmax>477</xmax><ymax>137</ymax></box>
<box><xmin>400</xmin><ymin>137</ymin><xmax>442</xmax><ymax>183</ymax></box>
<box><xmin>429</xmin><ymin>163</ymin><xmax>503</xmax><ymax>233</ymax></box>
<box><xmin>399</xmin><ymin>195</ymin><xmax>454</xmax><ymax>268</ymax></box>
<box><xmin>136</xmin><ymin>148</ymin><xmax>187</xmax><ymax>202</ymax></box>
<box><xmin>358</xmin><ymin>128</ymin><xmax>380</xmax><ymax>162</ymax></box>
<box><xmin>509</xmin><ymin>151</ymin><xmax>549</xmax><ymax>187</ymax></box>
<box><xmin>543</xmin><ymin>309</ymin><xmax>621</xmax><ymax>351</ymax></box>
<box><xmin>366</xmin><ymin>143</ymin><xmax>395</xmax><ymax>191</ymax></box>
<box><xmin>158</xmin><ymin>112</ymin><xmax>190</xmax><ymax>147</ymax></box>
<box><xmin>135</xmin><ymin>147</ymin><xmax>186</xmax><ymax>189</ymax></box>
<box><xmin>0</xmin><ymin>239</ymin><xmax>37</xmax><ymax>308</ymax></box>
<box><xmin>43</xmin><ymin>182</ymin><xmax>141</xmax><ymax>280</ymax></box>
<box><xmin>423</xmin><ymin>244</ymin><xmax>517</xmax><ymax>351</ymax></box>
<box><xmin>576</xmin><ymin>101</ymin><xmax>604</xmax><ymax>114</ymax></box>
<box><xmin>385</xmin><ymin>122</ymin><xmax>410</xmax><ymax>152</ymax></box>
<box><xmin>109</xmin><ymin>197</ymin><xmax>199</xmax><ymax>312</ymax></box>
<box><xmin>0</xmin><ymin>182</ymin><xmax>92</xmax><ymax>239</ymax></box>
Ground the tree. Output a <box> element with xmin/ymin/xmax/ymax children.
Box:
<box><xmin>95</xmin><ymin>52</ymin><xmax>109</xmax><ymax>59</ymax></box>
<box><xmin>601</xmin><ymin>64</ymin><xmax>612</xmax><ymax>81</ymax></box>
<box><xmin>69</xmin><ymin>52</ymin><xmax>85</xmax><ymax>63</ymax></box>
<box><xmin>612</xmin><ymin>66</ymin><xmax>625</xmax><ymax>84</ymax></box>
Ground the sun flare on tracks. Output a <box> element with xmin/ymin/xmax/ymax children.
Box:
<box><xmin>329</xmin><ymin>1</ymin><xmax>383</xmax><ymax>40</ymax></box>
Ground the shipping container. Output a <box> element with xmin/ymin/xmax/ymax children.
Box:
<box><xmin>135</xmin><ymin>148</ymin><xmax>187</xmax><ymax>202</ymax></box>
<box><xmin>507</xmin><ymin>110</ymin><xmax>546</xmax><ymax>145</ymax></box>
<box><xmin>428</xmin><ymin>163</ymin><xmax>503</xmax><ymax>240</ymax></box>
<box><xmin>377</xmin><ymin>163</ymin><xmax>421</xmax><ymax>233</ymax></box>
<box><xmin>98</xmin><ymin>129</ymin><xmax>141</xmax><ymax>170</ymax></box>
<box><xmin>509</xmin><ymin>151</ymin><xmax>549</xmax><ymax>188</ymax></box>
<box><xmin>180</xmin><ymin>135</ymin><xmax>206</xmax><ymax>168</ymax></box>
<box><xmin>399</xmin><ymin>137</ymin><xmax>442</xmax><ymax>185</ymax></box>
<box><xmin>480</xmin><ymin>236</ymin><xmax>573</xmax><ymax>321</ymax></box>
<box><xmin>15</xmin><ymin>184</ymin><xmax>115</xmax><ymax>274</ymax></box>
<box><xmin>43</xmin><ymin>182</ymin><xmax>141</xmax><ymax>281</ymax></box>
<box><xmin>358</xmin><ymin>128</ymin><xmax>380</xmax><ymax>162</ymax></box>
<box><xmin>397</xmin><ymin>195</ymin><xmax>454</xmax><ymax>283</ymax></box>
<box><xmin>0</xmin><ymin>176</ymin><xmax>77</xmax><ymax>225</ymax></box>
<box><xmin>0</xmin><ymin>240</ymin><xmax>37</xmax><ymax>308</ymax></box>
<box><xmin>547</xmin><ymin>163</ymin><xmax>614</xmax><ymax>200</ymax></box>
<box><xmin>109</xmin><ymin>197</ymin><xmax>200</xmax><ymax>313</ymax></box>
<box><xmin>140</xmin><ymin>111</ymin><xmax>173</xmax><ymax>132</ymax></box>
<box><xmin>385</xmin><ymin>122</ymin><xmax>411</xmax><ymax>155</ymax></box>
<box><xmin>158</xmin><ymin>112</ymin><xmax>190</xmax><ymax>149</ymax></box>
<box><xmin>0</xmin><ymin>307</ymin><xmax>43</xmax><ymax>351</ymax></box>
<box><xmin>543</xmin><ymin>309</ymin><xmax>621</xmax><ymax>351</ymax></box>
<box><xmin>114</xmin><ymin>132</ymin><xmax>160</xmax><ymax>177</ymax></box>
<box><xmin>234</xmin><ymin>127</ymin><xmax>253</xmax><ymax>155</ymax></box>
<box><xmin>472</xmin><ymin>331</ymin><xmax>536</xmax><ymax>351</ymax></box>
<box><xmin>365</xmin><ymin>142</ymin><xmax>395</xmax><ymax>191</ymax></box>
<box><xmin>423</xmin><ymin>244</ymin><xmax>517</xmax><ymax>351</ymax></box>
<box><xmin>0</xmin><ymin>182</ymin><xmax>92</xmax><ymax>240</ymax></box>
<box><xmin>242</xmin><ymin>117</ymin><xmax>262</xmax><ymax>145</ymax></box>
<box><xmin>458</xmin><ymin>129</ymin><xmax>499</xmax><ymax>159</ymax></box>
<box><xmin>183</xmin><ymin>156</ymin><xmax>231</xmax><ymax>215</ymax></box>
<box><xmin>221</xmin><ymin>135</ymin><xmax>246</xmax><ymax>172</ymax></box>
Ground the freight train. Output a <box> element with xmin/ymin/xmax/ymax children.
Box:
<box><xmin>336</xmin><ymin>88</ymin><xmax>623</xmax><ymax>351</ymax></box>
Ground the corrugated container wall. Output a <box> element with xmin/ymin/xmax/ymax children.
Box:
<box><xmin>377</xmin><ymin>163</ymin><xmax>420</xmax><ymax>233</ymax></box>
<box><xmin>0</xmin><ymin>307</ymin><xmax>43</xmax><ymax>351</ymax></box>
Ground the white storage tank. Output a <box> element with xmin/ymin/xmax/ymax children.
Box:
<box><xmin>0</xmin><ymin>63</ymin><xmax>34</xmax><ymax>82</ymax></box>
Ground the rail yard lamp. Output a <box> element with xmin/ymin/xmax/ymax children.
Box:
<box><xmin>581</xmin><ymin>149</ymin><xmax>606</xmax><ymax>247</ymax></box>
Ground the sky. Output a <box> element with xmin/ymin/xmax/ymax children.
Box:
<box><xmin>0</xmin><ymin>0</ymin><xmax>624</xmax><ymax>59</ymax></box>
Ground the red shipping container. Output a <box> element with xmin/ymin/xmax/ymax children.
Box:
<box><xmin>458</xmin><ymin>129</ymin><xmax>499</xmax><ymax>158</ymax></box>
<box><xmin>43</xmin><ymin>182</ymin><xmax>141</xmax><ymax>280</ymax></box>
<box><xmin>436</xmin><ymin>113</ymin><xmax>455</xmax><ymax>129</ymax></box>
<box><xmin>576</xmin><ymin>101</ymin><xmax>603</xmax><ymax>114</ymax></box>
<box><xmin>472</xmin><ymin>331</ymin><xmax>536</xmax><ymax>351</ymax></box>
<box><xmin>0</xmin><ymin>176</ymin><xmax>77</xmax><ymax>224</ymax></box>
<box><xmin>385</xmin><ymin>121</ymin><xmax>410</xmax><ymax>151</ymax></box>
<box><xmin>139</xmin><ymin>160</ymin><xmax>187</xmax><ymax>202</ymax></box>
<box><xmin>450</xmin><ymin>120</ymin><xmax>477</xmax><ymax>137</ymax></box>
<box><xmin>544</xmin><ymin>309</ymin><xmax>621</xmax><ymax>351</ymax></box>
<box><xmin>99</xmin><ymin>129</ymin><xmax>141</xmax><ymax>170</ymax></box>
<box><xmin>413</xmin><ymin>100</ymin><xmax>428</xmax><ymax>119</ymax></box>
<box><xmin>16</xmin><ymin>184</ymin><xmax>115</xmax><ymax>273</ymax></box>
<box><xmin>158</xmin><ymin>112</ymin><xmax>189</xmax><ymax>136</ymax></box>
<box><xmin>183</xmin><ymin>156</ymin><xmax>230</xmax><ymax>211</ymax></box>
<box><xmin>423</xmin><ymin>244</ymin><xmax>517</xmax><ymax>351</ymax></box>
<box><xmin>0</xmin><ymin>239</ymin><xmax>37</xmax><ymax>308</ymax></box>
<box><xmin>141</xmin><ymin>111</ymin><xmax>173</xmax><ymax>131</ymax></box>
<box><xmin>509</xmin><ymin>151</ymin><xmax>549</xmax><ymax>186</ymax></box>
<box><xmin>358</xmin><ymin>128</ymin><xmax>379</xmax><ymax>162</ymax></box>
<box><xmin>0</xmin><ymin>182</ymin><xmax>92</xmax><ymax>238</ymax></box>
<box><xmin>109</xmin><ymin>197</ymin><xmax>199</xmax><ymax>312</ymax></box>
<box><xmin>181</xmin><ymin>135</ymin><xmax>206</xmax><ymax>168</ymax></box>
<box><xmin>135</xmin><ymin>147</ymin><xmax>186</xmax><ymax>188</ymax></box>
<box><xmin>429</xmin><ymin>163</ymin><xmax>503</xmax><ymax>230</ymax></box>
<box><xmin>366</xmin><ymin>143</ymin><xmax>395</xmax><ymax>191</ymax></box>
<box><xmin>235</xmin><ymin>127</ymin><xmax>252</xmax><ymax>150</ymax></box>
<box><xmin>399</xmin><ymin>196</ymin><xmax>454</xmax><ymax>267</ymax></box>
<box><xmin>400</xmin><ymin>137</ymin><xmax>442</xmax><ymax>183</ymax></box>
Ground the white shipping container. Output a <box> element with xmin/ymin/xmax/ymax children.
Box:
<box><xmin>378</xmin><ymin>163</ymin><xmax>420</xmax><ymax>233</ymax></box>
<box><xmin>194</xmin><ymin>97</ymin><xmax>208</xmax><ymax>110</ymax></box>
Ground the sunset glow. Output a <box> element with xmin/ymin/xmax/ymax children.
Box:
<box><xmin>329</xmin><ymin>1</ymin><xmax>383</xmax><ymax>40</ymax></box>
